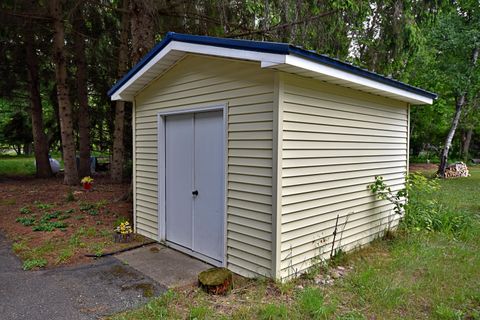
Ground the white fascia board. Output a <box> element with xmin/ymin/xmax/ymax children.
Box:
<box><xmin>171</xmin><ymin>41</ymin><xmax>285</xmax><ymax>64</ymax></box>
<box><xmin>110</xmin><ymin>41</ymin><xmax>285</xmax><ymax>101</ymax></box>
<box><xmin>284</xmin><ymin>55</ymin><xmax>433</xmax><ymax>105</ymax></box>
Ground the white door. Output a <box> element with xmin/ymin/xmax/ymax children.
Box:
<box><xmin>164</xmin><ymin>110</ymin><xmax>224</xmax><ymax>263</ymax></box>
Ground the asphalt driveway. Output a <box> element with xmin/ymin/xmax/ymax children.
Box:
<box><xmin>0</xmin><ymin>234</ymin><xmax>166</xmax><ymax>320</ymax></box>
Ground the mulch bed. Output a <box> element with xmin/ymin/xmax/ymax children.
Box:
<box><xmin>0</xmin><ymin>175</ymin><xmax>150</xmax><ymax>268</ymax></box>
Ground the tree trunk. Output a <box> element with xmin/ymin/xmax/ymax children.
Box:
<box><xmin>73</xmin><ymin>5</ymin><xmax>91</xmax><ymax>178</ymax></box>
<box><xmin>462</xmin><ymin>128</ymin><xmax>473</xmax><ymax>162</ymax></box>
<box><xmin>111</xmin><ymin>0</ymin><xmax>130</xmax><ymax>183</ymax></box>
<box><xmin>24</xmin><ymin>23</ymin><xmax>52</xmax><ymax>178</ymax></box>
<box><xmin>438</xmin><ymin>96</ymin><xmax>465</xmax><ymax>177</ymax></box>
<box><xmin>130</xmin><ymin>0</ymin><xmax>156</xmax><ymax>65</ymax></box>
<box><xmin>50</xmin><ymin>0</ymin><xmax>78</xmax><ymax>185</ymax></box>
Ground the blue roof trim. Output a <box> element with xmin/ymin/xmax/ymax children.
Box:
<box><xmin>108</xmin><ymin>32</ymin><xmax>437</xmax><ymax>100</ymax></box>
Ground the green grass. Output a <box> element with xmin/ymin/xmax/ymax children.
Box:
<box><xmin>0</xmin><ymin>154</ymin><xmax>65</xmax><ymax>176</ymax></box>
<box><xmin>0</xmin><ymin>155</ymin><xmax>36</xmax><ymax>176</ymax></box>
<box><xmin>111</xmin><ymin>169</ymin><xmax>480</xmax><ymax>320</ymax></box>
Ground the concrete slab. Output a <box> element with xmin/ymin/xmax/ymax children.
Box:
<box><xmin>115</xmin><ymin>244</ymin><xmax>212</xmax><ymax>288</ymax></box>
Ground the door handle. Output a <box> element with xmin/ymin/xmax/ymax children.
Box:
<box><xmin>192</xmin><ymin>190</ymin><xmax>199</xmax><ymax>196</ymax></box>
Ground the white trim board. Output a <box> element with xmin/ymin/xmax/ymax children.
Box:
<box><xmin>111</xmin><ymin>41</ymin><xmax>432</xmax><ymax>105</ymax></box>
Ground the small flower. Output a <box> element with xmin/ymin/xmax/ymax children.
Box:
<box><xmin>81</xmin><ymin>176</ymin><xmax>94</xmax><ymax>184</ymax></box>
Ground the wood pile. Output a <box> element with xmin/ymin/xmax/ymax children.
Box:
<box><xmin>444</xmin><ymin>162</ymin><xmax>470</xmax><ymax>178</ymax></box>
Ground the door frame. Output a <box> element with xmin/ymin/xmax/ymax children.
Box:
<box><xmin>157</xmin><ymin>104</ymin><xmax>228</xmax><ymax>267</ymax></box>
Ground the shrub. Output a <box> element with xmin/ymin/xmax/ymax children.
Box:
<box><xmin>369</xmin><ymin>173</ymin><xmax>472</xmax><ymax>235</ymax></box>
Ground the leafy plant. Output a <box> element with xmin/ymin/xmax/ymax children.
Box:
<box><xmin>19</xmin><ymin>206</ymin><xmax>32</xmax><ymax>214</ymax></box>
<box><xmin>23</xmin><ymin>258</ymin><xmax>47</xmax><ymax>270</ymax></box>
<box><xmin>40</xmin><ymin>211</ymin><xmax>61</xmax><ymax>223</ymax></box>
<box><xmin>368</xmin><ymin>176</ymin><xmax>406</xmax><ymax>215</ymax></box>
<box><xmin>16</xmin><ymin>216</ymin><xmax>36</xmax><ymax>226</ymax></box>
<box><xmin>56</xmin><ymin>248</ymin><xmax>74</xmax><ymax>264</ymax></box>
<box><xmin>87</xmin><ymin>208</ymin><xmax>98</xmax><ymax>216</ymax></box>
<box><xmin>34</xmin><ymin>202</ymin><xmax>53</xmax><ymax>210</ymax></box>
<box><xmin>33</xmin><ymin>221</ymin><xmax>68</xmax><ymax>232</ymax></box>
<box><xmin>79</xmin><ymin>202</ymin><xmax>94</xmax><ymax>211</ymax></box>
<box><xmin>95</xmin><ymin>199</ymin><xmax>108</xmax><ymax>208</ymax></box>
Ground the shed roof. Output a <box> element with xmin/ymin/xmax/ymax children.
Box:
<box><xmin>109</xmin><ymin>32</ymin><xmax>436</xmax><ymax>105</ymax></box>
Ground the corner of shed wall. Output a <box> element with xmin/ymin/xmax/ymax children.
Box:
<box><xmin>271</xmin><ymin>71</ymin><xmax>284</xmax><ymax>280</ymax></box>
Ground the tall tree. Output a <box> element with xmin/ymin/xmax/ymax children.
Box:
<box><xmin>24</xmin><ymin>18</ymin><xmax>52</xmax><ymax>178</ymax></box>
<box><xmin>130</xmin><ymin>0</ymin><xmax>156</xmax><ymax>64</ymax></box>
<box><xmin>73</xmin><ymin>2</ymin><xmax>91</xmax><ymax>178</ymax></box>
<box><xmin>50</xmin><ymin>0</ymin><xmax>78</xmax><ymax>185</ymax></box>
<box><xmin>435</xmin><ymin>2</ymin><xmax>480</xmax><ymax>177</ymax></box>
<box><xmin>111</xmin><ymin>0</ymin><xmax>130</xmax><ymax>183</ymax></box>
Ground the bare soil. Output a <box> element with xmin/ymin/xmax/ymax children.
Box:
<box><xmin>0</xmin><ymin>175</ymin><xmax>149</xmax><ymax>268</ymax></box>
<box><xmin>409</xmin><ymin>163</ymin><xmax>438</xmax><ymax>172</ymax></box>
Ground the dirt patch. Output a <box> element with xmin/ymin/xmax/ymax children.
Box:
<box><xmin>409</xmin><ymin>163</ymin><xmax>438</xmax><ymax>172</ymax></box>
<box><xmin>0</xmin><ymin>175</ymin><xmax>150</xmax><ymax>269</ymax></box>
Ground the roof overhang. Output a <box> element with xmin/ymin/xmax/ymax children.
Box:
<box><xmin>109</xmin><ymin>33</ymin><xmax>436</xmax><ymax>105</ymax></box>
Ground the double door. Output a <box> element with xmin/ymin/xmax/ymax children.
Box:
<box><xmin>164</xmin><ymin>110</ymin><xmax>224</xmax><ymax>263</ymax></box>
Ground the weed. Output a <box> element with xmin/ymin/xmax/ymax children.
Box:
<box><xmin>189</xmin><ymin>305</ymin><xmax>213</xmax><ymax>320</ymax></box>
<box><xmin>114</xmin><ymin>217</ymin><xmax>129</xmax><ymax>227</ymax></box>
<box><xmin>65</xmin><ymin>190</ymin><xmax>75</xmax><ymax>202</ymax></box>
<box><xmin>19</xmin><ymin>206</ymin><xmax>32</xmax><ymax>214</ymax></box>
<box><xmin>12</xmin><ymin>241</ymin><xmax>28</xmax><ymax>253</ymax></box>
<box><xmin>40</xmin><ymin>211</ymin><xmax>61</xmax><ymax>222</ymax></box>
<box><xmin>16</xmin><ymin>216</ymin><xmax>36</xmax><ymax>226</ymax></box>
<box><xmin>258</xmin><ymin>303</ymin><xmax>289</xmax><ymax>320</ymax></box>
<box><xmin>56</xmin><ymin>248</ymin><xmax>74</xmax><ymax>264</ymax></box>
<box><xmin>95</xmin><ymin>199</ymin><xmax>108</xmax><ymax>208</ymax></box>
<box><xmin>34</xmin><ymin>201</ymin><xmax>53</xmax><ymax>210</ymax></box>
<box><xmin>87</xmin><ymin>208</ymin><xmax>99</xmax><ymax>216</ymax></box>
<box><xmin>86</xmin><ymin>227</ymin><xmax>97</xmax><ymax>237</ymax></box>
<box><xmin>100</xmin><ymin>229</ymin><xmax>111</xmax><ymax>237</ymax></box>
<box><xmin>79</xmin><ymin>202</ymin><xmax>94</xmax><ymax>211</ymax></box>
<box><xmin>296</xmin><ymin>287</ymin><xmax>335</xmax><ymax>319</ymax></box>
<box><xmin>58</xmin><ymin>214</ymin><xmax>71</xmax><ymax>220</ymax></box>
<box><xmin>434</xmin><ymin>304</ymin><xmax>463</xmax><ymax>320</ymax></box>
<box><xmin>32</xmin><ymin>221</ymin><xmax>68</xmax><ymax>232</ymax></box>
<box><xmin>74</xmin><ymin>215</ymin><xmax>85</xmax><ymax>220</ymax></box>
<box><xmin>91</xmin><ymin>242</ymin><xmax>105</xmax><ymax>257</ymax></box>
<box><xmin>65</xmin><ymin>208</ymin><xmax>75</xmax><ymax>214</ymax></box>
<box><xmin>23</xmin><ymin>258</ymin><xmax>47</xmax><ymax>270</ymax></box>
<box><xmin>275</xmin><ymin>280</ymin><xmax>295</xmax><ymax>296</ymax></box>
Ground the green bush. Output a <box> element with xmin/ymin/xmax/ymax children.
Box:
<box><xmin>369</xmin><ymin>173</ymin><xmax>473</xmax><ymax>235</ymax></box>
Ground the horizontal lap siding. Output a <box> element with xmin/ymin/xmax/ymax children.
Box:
<box><xmin>134</xmin><ymin>55</ymin><xmax>274</xmax><ymax>277</ymax></box>
<box><xmin>279</xmin><ymin>75</ymin><xmax>408</xmax><ymax>279</ymax></box>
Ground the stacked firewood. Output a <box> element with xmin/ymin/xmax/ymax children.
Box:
<box><xmin>444</xmin><ymin>162</ymin><xmax>470</xmax><ymax>178</ymax></box>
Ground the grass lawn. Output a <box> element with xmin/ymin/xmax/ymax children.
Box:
<box><xmin>0</xmin><ymin>155</ymin><xmax>37</xmax><ymax>176</ymax></box>
<box><xmin>112</xmin><ymin>167</ymin><xmax>480</xmax><ymax>320</ymax></box>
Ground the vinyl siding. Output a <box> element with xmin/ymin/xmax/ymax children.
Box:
<box><xmin>134</xmin><ymin>55</ymin><xmax>274</xmax><ymax>277</ymax></box>
<box><xmin>279</xmin><ymin>74</ymin><xmax>408</xmax><ymax>279</ymax></box>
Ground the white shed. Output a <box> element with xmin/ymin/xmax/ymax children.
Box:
<box><xmin>109</xmin><ymin>33</ymin><xmax>436</xmax><ymax>280</ymax></box>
